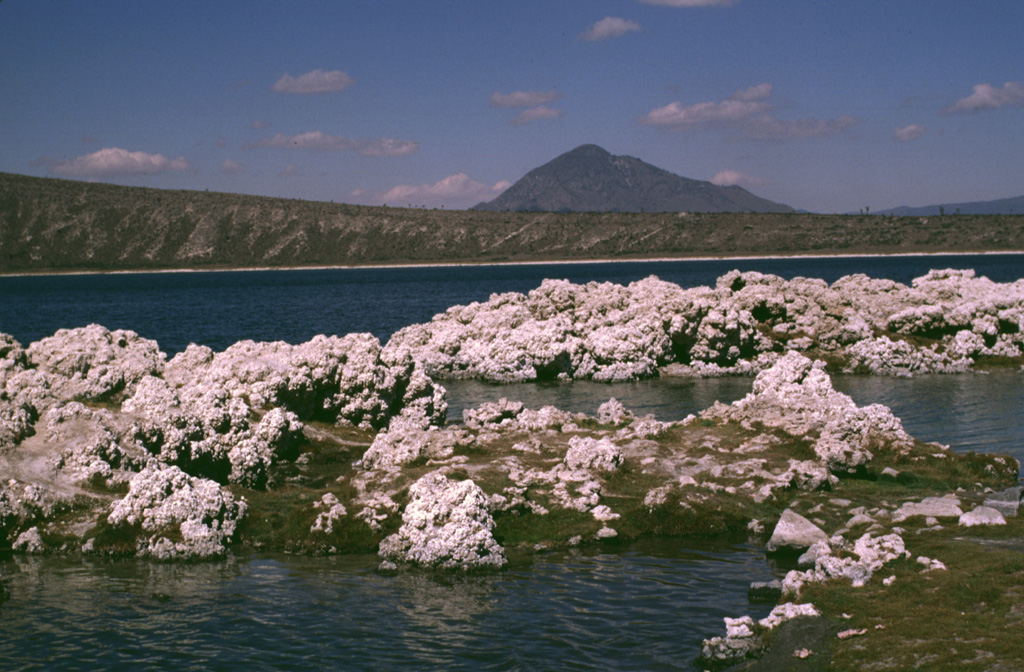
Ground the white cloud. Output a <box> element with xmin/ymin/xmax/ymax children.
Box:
<box><xmin>639</xmin><ymin>0</ymin><xmax>738</xmax><ymax>6</ymax></box>
<box><xmin>512</xmin><ymin>105</ymin><xmax>562</xmax><ymax>125</ymax></box>
<box><xmin>352</xmin><ymin>173</ymin><xmax>512</xmax><ymax>209</ymax></box>
<box><xmin>489</xmin><ymin>90</ymin><xmax>561</xmax><ymax>108</ymax></box>
<box><xmin>50</xmin><ymin>147</ymin><xmax>191</xmax><ymax>177</ymax></box>
<box><xmin>250</xmin><ymin>120</ymin><xmax>269</xmax><ymax>130</ymax></box>
<box><xmin>945</xmin><ymin>81</ymin><xmax>1024</xmax><ymax>113</ymax></box>
<box><xmin>579</xmin><ymin>17</ymin><xmax>642</xmax><ymax>41</ymax></box>
<box><xmin>893</xmin><ymin>124</ymin><xmax>925</xmax><ymax>142</ymax></box>
<box><xmin>641</xmin><ymin>83</ymin><xmax>772</xmax><ymax>126</ymax></box>
<box><xmin>249</xmin><ymin>131</ymin><xmax>419</xmax><ymax>156</ymax></box>
<box><xmin>272</xmin><ymin>69</ymin><xmax>355</xmax><ymax>94</ymax></box>
<box><xmin>221</xmin><ymin>159</ymin><xmax>245</xmax><ymax>174</ymax></box>
<box><xmin>278</xmin><ymin>164</ymin><xmax>304</xmax><ymax>177</ymax></box>
<box><xmin>641</xmin><ymin>83</ymin><xmax>857</xmax><ymax>140</ymax></box>
<box><xmin>710</xmin><ymin>170</ymin><xmax>767</xmax><ymax>188</ymax></box>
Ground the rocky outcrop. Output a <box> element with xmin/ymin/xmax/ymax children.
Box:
<box><xmin>384</xmin><ymin>269</ymin><xmax>1024</xmax><ymax>383</ymax></box>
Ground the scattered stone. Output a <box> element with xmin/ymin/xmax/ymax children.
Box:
<box><xmin>837</xmin><ymin>628</ymin><xmax>867</xmax><ymax>639</ymax></box>
<box><xmin>916</xmin><ymin>556</ymin><xmax>948</xmax><ymax>572</ymax></box>
<box><xmin>310</xmin><ymin>493</ymin><xmax>347</xmax><ymax>534</ymax></box>
<box><xmin>892</xmin><ymin>496</ymin><xmax>963</xmax><ymax>522</ymax></box>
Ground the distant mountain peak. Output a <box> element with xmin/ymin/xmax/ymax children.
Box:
<box><xmin>472</xmin><ymin>144</ymin><xmax>793</xmax><ymax>213</ymax></box>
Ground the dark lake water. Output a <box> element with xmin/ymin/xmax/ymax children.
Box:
<box><xmin>2</xmin><ymin>253</ymin><xmax>1022</xmax><ymax>355</ymax></box>
<box><xmin>1</xmin><ymin>253</ymin><xmax>1022</xmax><ymax>670</ymax></box>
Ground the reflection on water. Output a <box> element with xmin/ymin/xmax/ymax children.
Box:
<box><xmin>447</xmin><ymin>369</ymin><xmax>1024</xmax><ymax>464</ymax></box>
<box><xmin>0</xmin><ymin>541</ymin><xmax>775</xmax><ymax>671</ymax></box>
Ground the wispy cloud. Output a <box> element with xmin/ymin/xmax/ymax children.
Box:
<box><xmin>579</xmin><ymin>17</ymin><xmax>642</xmax><ymax>41</ymax></box>
<box><xmin>352</xmin><ymin>173</ymin><xmax>512</xmax><ymax>209</ymax></box>
<box><xmin>638</xmin><ymin>0</ymin><xmax>738</xmax><ymax>6</ymax></box>
<box><xmin>278</xmin><ymin>164</ymin><xmax>304</xmax><ymax>178</ymax></box>
<box><xmin>248</xmin><ymin>131</ymin><xmax>419</xmax><ymax>156</ymax></box>
<box><xmin>710</xmin><ymin>169</ymin><xmax>767</xmax><ymax>188</ymax></box>
<box><xmin>945</xmin><ymin>81</ymin><xmax>1024</xmax><ymax>113</ymax></box>
<box><xmin>513</xmin><ymin>106</ymin><xmax>562</xmax><ymax>125</ymax></box>
<box><xmin>271</xmin><ymin>69</ymin><xmax>355</xmax><ymax>94</ymax></box>
<box><xmin>489</xmin><ymin>90</ymin><xmax>561</xmax><ymax>108</ymax></box>
<box><xmin>893</xmin><ymin>124</ymin><xmax>925</xmax><ymax>142</ymax></box>
<box><xmin>641</xmin><ymin>83</ymin><xmax>858</xmax><ymax>140</ymax></box>
<box><xmin>221</xmin><ymin>159</ymin><xmax>245</xmax><ymax>174</ymax></box>
<box><xmin>50</xmin><ymin>147</ymin><xmax>191</xmax><ymax>177</ymax></box>
<box><xmin>643</xmin><ymin>83</ymin><xmax>773</xmax><ymax>126</ymax></box>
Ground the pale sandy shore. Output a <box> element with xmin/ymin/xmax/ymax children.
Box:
<box><xmin>2</xmin><ymin>249</ymin><xmax>1022</xmax><ymax>278</ymax></box>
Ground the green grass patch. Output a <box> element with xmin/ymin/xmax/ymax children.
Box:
<box><xmin>801</xmin><ymin>515</ymin><xmax>1024</xmax><ymax>671</ymax></box>
<box><xmin>492</xmin><ymin>505</ymin><xmax>600</xmax><ymax>548</ymax></box>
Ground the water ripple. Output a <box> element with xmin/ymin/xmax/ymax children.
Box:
<box><xmin>0</xmin><ymin>543</ymin><xmax>776</xmax><ymax>671</ymax></box>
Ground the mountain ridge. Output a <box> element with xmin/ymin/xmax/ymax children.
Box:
<box><xmin>2</xmin><ymin>171</ymin><xmax>1022</xmax><ymax>274</ymax></box>
<box><xmin>472</xmin><ymin>144</ymin><xmax>794</xmax><ymax>213</ymax></box>
<box><xmin>873</xmin><ymin>195</ymin><xmax>1024</xmax><ymax>217</ymax></box>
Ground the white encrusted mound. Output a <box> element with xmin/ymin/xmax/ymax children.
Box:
<box><xmin>378</xmin><ymin>470</ymin><xmax>506</xmax><ymax>570</ymax></box>
<box><xmin>165</xmin><ymin>332</ymin><xmax>446</xmax><ymax>429</ymax></box>
<box><xmin>107</xmin><ymin>463</ymin><xmax>247</xmax><ymax>559</ymax></box>
<box><xmin>26</xmin><ymin>324</ymin><xmax>166</xmax><ymax>402</ymax></box>
<box><xmin>702</xmin><ymin>351</ymin><xmax>913</xmax><ymax>471</ymax></box>
<box><xmin>383</xmin><ymin>269</ymin><xmax>1024</xmax><ymax>383</ymax></box>
<box><xmin>122</xmin><ymin>375</ymin><xmax>304</xmax><ymax>488</ymax></box>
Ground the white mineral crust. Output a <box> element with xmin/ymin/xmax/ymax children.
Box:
<box><xmin>383</xmin><ymin>269</ymin><xmax>1024</xmax><ymax>382</ymax></box>
<box><xmin>108</xmin><ymin>463</ymin><xmax>247</xmax><ymax>559</ymax></box>
<box><xmin>378</xmin><ymin>470</ymin><xmax>506</xmax><ymax>570</ymax></box>
<box><xmin>703</xmin><ymin>352</ymin><xmax>912</xmax><ymax>472</ymax></box>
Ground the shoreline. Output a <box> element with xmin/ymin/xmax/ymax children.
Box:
<box><xmin>2</xmin><ymin>249</ymin><xmax>1023</xmax><ymax>279</ymax></box>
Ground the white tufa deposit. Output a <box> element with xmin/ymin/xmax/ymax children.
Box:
<box><xmin>107</xmin><ymin>463</ymin><xmax>247</xmax><ymax>559</ymax></box>
<box><xmin>378</xmin><ymin>470</ymin><xmax>506</xmax><ymax>570</ymax></box>
<box><xmin>311</xmin><ymin>493</ymin><xmax>348</xmax><ymax>534</ymax></box>
<box><xmin>702</xmin><ymin>351</ymin><xmax>913</xmax><ymax>472</ymax></box>
<box><xmin>701</xmin><ymin>602</ymin><xmax>821</xmax><ymax>665</ymax></box>
<box><xmin>383</xmin><ymin>269</ymin><xmax>1024</xmax><ymax>383</ymax></box>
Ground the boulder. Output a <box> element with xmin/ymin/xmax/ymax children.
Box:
<box><xmin>959</xmin><ymin>506</ymin><xmax>1007</xmax><ymax>528</ymax></box>
<box><xmin>983</xmin><ymin>486</ymin><xmax>1022</xmax><ymax>518</ymax></box>
<box><xmin>766</xmin><ymin>509</ymin><xmax>828</xmax><ymax>553</ymax></box>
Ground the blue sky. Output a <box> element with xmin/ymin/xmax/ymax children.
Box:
<box><xmin>2</xmin><ymin>0</ymin><xmax>1022</xmax><ymax>213</ymax></box>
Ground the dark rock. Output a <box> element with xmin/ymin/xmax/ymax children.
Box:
<box><xmin>748</xmin><ymin>580</ymin><xmax>784</xmax><ymax>604</ymax></box>
<box><xmin>983</xmin><ymin>486</ymin><xmax>1022</xmax><ymax>518</ymax></box>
